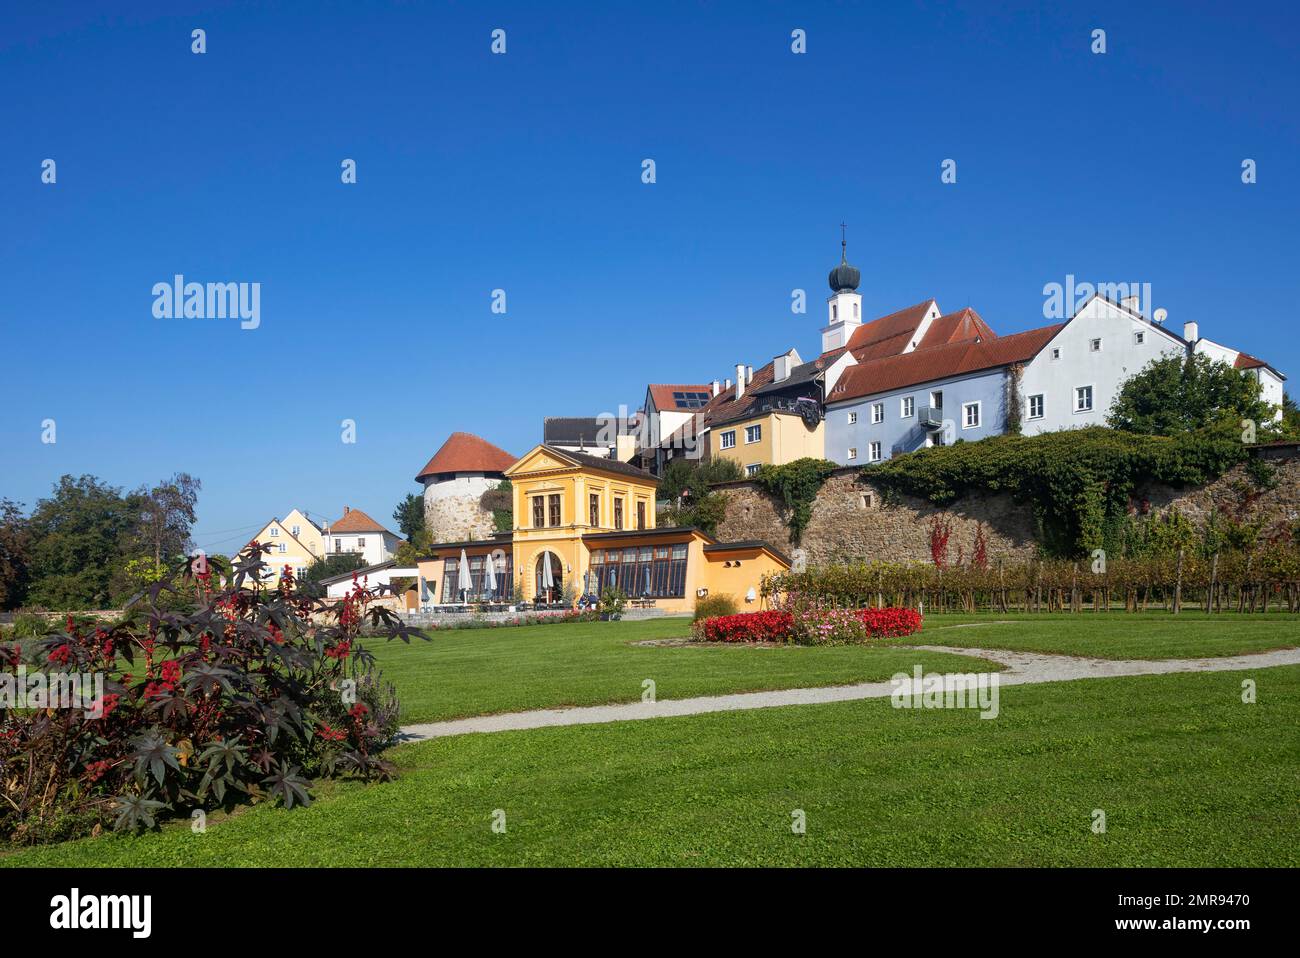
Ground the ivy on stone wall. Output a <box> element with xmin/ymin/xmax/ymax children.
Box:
<box><xmin>862</xmin><ymin>426</ymin><xmax>1249</xmax><ymax>558</ymax></box>
<box><xmin>753</xmin><ymin>458</ymin><xmax>838</xmax><ymax>544</ymax></box>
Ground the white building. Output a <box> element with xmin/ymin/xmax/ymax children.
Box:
<box><xmin>1020</xmin><ymin>295</ymin><xmax>1285</xmax><ymax>434</ymax></box>
<box><xmin>322</xmin><ymin>507</ymin><xmax>403</xmax><ymax>566</ymax></box>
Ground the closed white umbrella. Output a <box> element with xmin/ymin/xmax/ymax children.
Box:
<box><xmin>540</xmin><ymin>551</ymin><xmax>555</xmax><ymax>599</ymax></box>
<box><xmin>457</xmin><ymin>548</ymin><xmax>472</xmax><ymax>601</ymax></box>
<box><xmin>483</xmin><ymin>551</ymin><xmax>498</xmax><ymax>598</ymax></box>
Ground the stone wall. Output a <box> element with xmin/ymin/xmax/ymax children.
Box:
<box><xmin>423</xmin><ymin>474</ymin><xmax>501</xmax><ymax>543</ymax></box>
<box><xmin>714</xmin><ymin>447</ymin><xmax>1300</xmax><ymax>565</ymax></box>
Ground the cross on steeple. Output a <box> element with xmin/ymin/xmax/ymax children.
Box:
<box><xmin>840</xmin><ymin>221</ymin><xmax>848</xmax><ymax>261</ymax></box>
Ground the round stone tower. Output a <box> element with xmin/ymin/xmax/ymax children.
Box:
<box><xmin>415</xmin><ymin>432</ymin><xmax>517</xmax><ymax>543</ymax></box>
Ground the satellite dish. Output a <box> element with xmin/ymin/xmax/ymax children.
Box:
<box><xmin>1153</xmin><ymin>308</ymin><xmax>1168</xmax><ymax>324</ymax></box>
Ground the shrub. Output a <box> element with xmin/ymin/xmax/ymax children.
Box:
<box><xmin>0</xmin><ymin>545</ymin><xmax>426</xmax><ymax>846</ymax></box>
<box><xmin>599</xmin><ymin>587</ymin><xmax>627</xmax><ymax>617</ymax></box>
<box><xmin>693</xmin><ymin>593</ymin><xmax>738</xmax><ymax>621</ymax></box>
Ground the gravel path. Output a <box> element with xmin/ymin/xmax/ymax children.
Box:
<box><xmin>397</xmin><ymin>644</ymin><xmax>1300</xmax><ymax>742</ymax></box>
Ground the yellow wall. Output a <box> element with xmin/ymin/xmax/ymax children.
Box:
<box><xmin>710</xmin><ymin>413</ymin><xmax>824</xmax><ymax>471</ymax></box>
<box><xmin>702</xmin><ymin>546</ymin><xmax>788</xmax><ymax>609</ymax></box>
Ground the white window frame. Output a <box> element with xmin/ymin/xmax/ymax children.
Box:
<box><xmin>745</xmin><ymin>424</ymin><xmax>762</xmax><ymax>444</ymax></box>
<box><xmin>847</xmin><ymin>447</ymin><xmax>857</xmax><ymax>461</ymax></box>
<box><xmin>279</xmin><ymin>542</ymin><xmax>287</xmax><ymax>554</ymax></box>
<box><xmin>720</xmin><ymin>430</ymin><xmax>736</xmax><ymax>449</ymax></box>
<box><xmin>269</xmin><ymin>526</ymin><xmax>278</xmax><ymax>537</ymax></box>
<box><xmin>1027</xmin><ymin>393</ymin><xmax>1044</xmax><ymax>420</ymax></box>
<box><xmin>1133</xmin><ymin>330</ymin><xmax>1145</xmax><ymax>345</ymax></box>
<box><xmin>929</xmin><ymin>390</ymin><xmax>943</xmax><ymax>409</ymax></box>
<box><xmin>901</xmin><ymin>396</ymin><xmax>915</xmax><ymax>418</ymax></box>
<box><xmin>291</xmin><ymin>525</ymin><xmax>300</xmax><ymax>537</ymax></box>
<box><xmin>1090</xmin><ymin>338</ymin><xmax>1102</xmax><ymax>352</ymax></box>
<box><xmin>357</xmin><ymin>537</ymin><xmax>366</xmax><ymax>549</ymax></box>
<box><xmin>745</xmin><ymin>463</ymin><xmax>761</xmax><ymax>477</ymax></box>
<box><xmin>962</xmin><ymin>401</ymin><xmax>981</xmax><ymax>429</ymax></box>
<box><xmin>1074</xmin><ymin>384</ymin><xmax>1094</xmax><ymax>413</ymax></box>
<box><xmin>868</xmin><ymin>441</ymin><xmax>882</xmax><ymax>462</ymax></box>
<box><xmin>871</xmin><ymin>402</ymin><xmax>884</xmax><ymax>424</ymax></box>
<box><xmin>847</xmin><ymin>411</ymin><xmax>857</xmax><ymax>425</ymax></box>
<box><xmin>1050</xmin><ymin>347</ymin><xmax>1061</xmax><ymax>361</ymax></box>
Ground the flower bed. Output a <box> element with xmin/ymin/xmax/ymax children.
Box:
<box><xmin>691</xmin><ymin>610</ymin><xmax>793</xmax><ymax>643</ymax></box>
<box><xmin>691</xmin><ymin>603</ymin><xmax>921</xmax><ymax>645</ymax></box>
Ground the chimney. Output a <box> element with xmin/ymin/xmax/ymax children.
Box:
<box><xmin>344</xmin><ymin>506</ymin><xmax>350</xmax><ymax>515</ymax></box>
<box><xmin>711</xmin><ymin>380</ymin><xmax>720</xmax><ymax>396</ymax></box>
<box><xmin>1183</xmin><ymin>321</ymin><xmax>1199</xmax><ymax>343</ymax></box>
<box><xmin>746</xmin><ymin>365</ymin><xmax>753</xmax><ymax>384</ymax></box>
<box><xmin>774</xmin><ymin>354</ymin><xmax>791</xmax><ymax>383</ymax></box>
<box><xmin>735</xmin><ymin>363</ymin><xmax>746</xmax><ymax>400</ymax></box>
<box><xmin>1120</xmin><ymin>294</ymin><xmax>1140</xmax><ymax>313</ymax></box>
<box><xmin>724</xmin><ymin>378</ymin><xmax>732</xmax><ymax>390</ymax></box>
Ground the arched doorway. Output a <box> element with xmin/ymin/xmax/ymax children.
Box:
<box><xmin>534</xmin><ymin>551</ymin><xmax>563</xmax><ymax>604</ymax></box>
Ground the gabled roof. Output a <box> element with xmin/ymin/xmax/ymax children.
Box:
<box><xmin>415</xmin><ymin>432</ymin><xmax>516</xmax><ymax>481</ymax></box>
<box><xmin>646</xmin><ymin>384</ymin><xmax>713</xmax><ymax>411</ymax></box>
<box><xmin>751</xmin><ymin>351</ymin><xmax>842</xmax><ymax>396</ymax></box>
<box><xmin>827</xmin><ymin>324</ymin><xmax>1064</xmax><ymax>404</ymax></box>
<box><xmin>508</xmin><ymin>444</ymin><xmax>656</xmax><ymax>481</ymax></box>
<box><xmin>841</xmin><ymin>299</ymin><xmax>938</xmax><ymax>361</ymax></box>
<box><xmin>327</xmin><ymin>507</ymin><xmax>395</xmax><ymax>535</ymax></box>
<box><xmin>916</xmin><ymin>307</ymin><xmax>996</xmax><ymax>350</ymax></box>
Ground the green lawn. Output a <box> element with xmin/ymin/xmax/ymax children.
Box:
<box><xmin>368</xmin><ymin>617</ymin><xmax>999</xmax><ymax>724</ymax></box>
<box><xmin>8</xmin><ymin>665</ymin><xmax>1297</xmax><ymax>867</ymax></box>
<box><xmin>908</xmin><ymin>612</ymin><xmax>1300</xmax><ymax>660</ymax></box>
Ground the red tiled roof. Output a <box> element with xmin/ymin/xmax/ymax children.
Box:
<box><xmin>659</xmin><ymin>362</ymin><xmax>782</xmax><ymax>447</ymax></box>
<box><xmin>916</xmin><ymin>307</ymin><xmax>997</xmax><ymax>350</ymax></box>
<box><xmin>415</xmin><ymin>432</ymin><xmax>516</xmax><ymax>480</ymax></box>
<box><xmin>827</xmin><ymin>324</ymin><xmax>1065</xmax><ymax>404</ymax></box>
<box><xmin>841</xmin><ymin>299</ymin><xmax>938</xmax><ymax>361</ymax></box>
<box><xmin>327</xmin><ymin>507</ymin><xmax>392</xmax><ymax>534</ymax></box>
<box><xmin>646</xmin><ymin>384</ymin><xmax>713</xmax><ymax>411</ymax></box>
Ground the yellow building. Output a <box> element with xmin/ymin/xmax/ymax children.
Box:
<box><xmin>415</xmin><ymin>445</ymin><xmax>788</xmax><ymax>614</ymax></box>
<box><xmin>244</xmin><ymin>508</ymin><xmax>325</xmax><ymax>584</ymax></box>
<box><xmin>709</xmin><ymin>406</ymin><xmax>824</xmax><ymax>476</ymax></box>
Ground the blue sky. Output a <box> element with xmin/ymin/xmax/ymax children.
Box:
<box><xmin>3</xmin><ymin>0</ymin><xmax>1297</xmax><ymax>554</ymax></box>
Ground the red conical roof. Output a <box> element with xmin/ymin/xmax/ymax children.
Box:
<box><xmin>415</xmin><ymin>432</ymin><xmax>516</xmax><ymax>481</ymax></box>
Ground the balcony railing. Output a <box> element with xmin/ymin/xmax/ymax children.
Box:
<box><xmin>918</xmin><ymin>405</ymin><xmax>944</xmax><ymax>428</ymax></box>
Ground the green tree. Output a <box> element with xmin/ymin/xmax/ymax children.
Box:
<box><xmin>392</xmin><ymin>492</ymin><xmax>426</xmax><ymax>541</ymax></box>
<box><xmin>25</xmin><ymin>475</ymin><xmax>142</xmax><ymax>610</ymax></box>
<box><xmin>656</xmin><ymin>456</ymin><xmax>740</xmax><ymax>536</ymax></box>
<box><xmin>300</xmin><ymin>552</ymin><xmax>367</xmax><ymax>585</ymax></box>
<box><xmin>133</xmin><ymin>472</ymin><xmax>201</xmax><ymax>566</ymax></box>
<box><xmin>1107</xmin><ymin>353</ymin><xmax>1277</xmax><ymax>437</ymax></box>
<box><xmin>0</xmin><ymin>499</ymin><xmax>32</xmax><ymax>610</ymax></box>
<box><xmin>392</xmin><ymin>527</ymin><xmax>433</xmax><ymax>566</ymax></box>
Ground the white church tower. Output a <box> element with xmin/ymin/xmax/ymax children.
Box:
<box><xmin>821</xmin><ymin>225</ymin><xmax>863</xmax><ymax>353</ymax></box>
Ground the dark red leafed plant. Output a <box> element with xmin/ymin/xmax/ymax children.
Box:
<box><xmin>928</xmin><ymin>514</ymin><xmax>954</xmax><ymax>568</ymax></box>
<box><xmin>0</xmin><ymin>545</ymin><xmax>427</xmax><ymax>845</ymax></box>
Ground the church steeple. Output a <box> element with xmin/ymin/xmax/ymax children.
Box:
<box><xmin>828</xmin><ymin>222</ymin><xmax>861</xmax><ymax>293</ymax></box>
<box><xmin>822</xmin><ymin>225</ymin><xmax>864</xmax><ymax>353</ymax></box>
